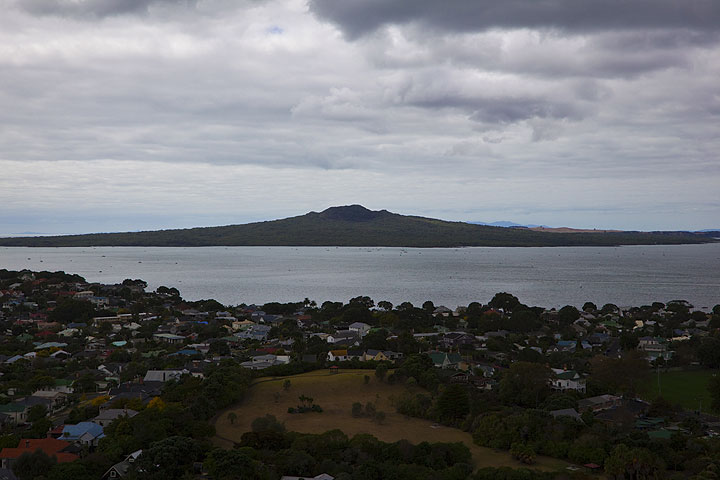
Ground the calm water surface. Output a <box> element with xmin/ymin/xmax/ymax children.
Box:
<box><xmin>1</xmin><ymin>245</ymin><xmax>719</xmax><ymax>309</ymax></box>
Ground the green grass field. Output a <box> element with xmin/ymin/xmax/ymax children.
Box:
<box><xmin>641</xmin><ymin>369</ymin><xmax>718</xmax><ymax>412</ymax></box>
<box><xmin>213</xmin><ymin>369</ymin><xmax>568</xmax><ymax>472</ymax></box>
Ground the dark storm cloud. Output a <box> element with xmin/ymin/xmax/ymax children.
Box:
<box><xmin>407</xmin><ymin>92</ymin><xmax>585</xmax><ymax>124</ymax></box>
<box><xmin>309</xmin><ymin>0</ymin><xmax>720</xmax><ymax>39</ymax></box>
<box><xmin>16</xmin><ymin>0</ymin><xmax>195</xmax><ymax>18</ymax></box>
<box><xmin>467</xmin><ymin>98</ymin><xmax>583</xmax><ymax>124</ymax></box>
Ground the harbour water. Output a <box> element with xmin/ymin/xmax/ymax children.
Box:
<box><xmin>1</xmin><ymin>244</ymin><xmax>719</xmax><ymax>309</ymax></box>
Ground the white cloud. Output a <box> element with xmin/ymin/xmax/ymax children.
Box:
<box><xmin>0</xmin><ymin>0</ymin><xmax>718</xmax><ymax>232</ymax></box>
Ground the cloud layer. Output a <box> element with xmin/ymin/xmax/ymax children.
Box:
<box><xmin>309</xmin><ymin>0</ymin><xmax>720</xmax><ymax>37</ymax></box>
<box><xmin>0</xmin><ymin>0</ymin><xmax>718</xmax><ymax>233</ymax></box>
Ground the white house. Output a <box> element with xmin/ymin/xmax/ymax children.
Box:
<box><xmin>327</xmin><ymin>350</ymin><xmax>349</xmax><ymax>362</ymax></box>
<box><xmin>551</xmin><ymin>368</ymin><xmax>586</xmax><ymax>393</ymax></box>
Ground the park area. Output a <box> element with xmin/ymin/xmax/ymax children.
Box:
<box><xmin>213</xmin><ymin>369</ymin><xmax>567</xmax><ymax>471</ymax></box>
<box><xmin>641</xmin><ymin>369</ymin><xmax>718</xmax><ymax>413</ymax></box>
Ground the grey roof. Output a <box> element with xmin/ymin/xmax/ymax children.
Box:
<box><xmin>281</xmin><ymin>475</ymin><xmax>334</xmax><ymax>480</ymax></box>
<box><xmin>143</xmin><ymin>370</ymin><xmax>187</xmax><ymax>383</ymax></box>
<box><xmin>15</xmin><ymin>396</ymin><xmax>52</xmax><ymax>408</ymax></box>
<box><xmin>94</xmin><ymin>409</ymin><xmax>139</xmax><ymax>421</ymax></box>
<box><xmin>550</xmin><ymin>408</ymin><xmax>582</xmax><ymax>421</ymax></box>
<box><xmin>0</xmin><ymin>468</ymin><xmax>18</xmax><ymax>480</ymax></box>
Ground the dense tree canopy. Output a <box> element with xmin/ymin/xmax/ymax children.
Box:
<box><xmin>499</xmin><ymin>362</ymin><xmax>552</xmax><ymax>408</ymax></box>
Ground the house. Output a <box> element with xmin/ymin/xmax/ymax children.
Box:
<box><xmin>475</xmin><ymin>364</ymin><xmax>496</xmax><ymax>378</ymax></box>
<box><xmin>30</xmin><ymin>390</ymin><xmax>67</xmax><ymax>412</ymax></box>
<box><xmin>93</xmin><ymin>314</ymin><xmax>134</xmax><ymax>326</ymax></box>
<box><xmin>441</xmin><ymin>332</ymin><xmax>476</xmax><ymax>348</ymax></box>
<box><xmin>234</xmin><ymin>324</ymin><xmax>272</xmax><ymax>342</ymax></box>
<box><xmin>152</xmin><ymin>333</ymin><xmax>185</xmax><ymax>344</ymax></box>
<box><xmin>0</xmin><ymin>438</ymin><xmax>78</xmax><ymax>469</ymax></box>
<box><xmin>0</xmin><ymin>405</ymin><xmax>27</xmax><ymax>424</ymax></box>
<box><xmin>0</xmin><ymin>468</ymin><xmax>17</xmax><ymax>480</ymax></box>
<box><xmin>578</xmin><ymin>394</ymin><xmax>622</xmax><ymax>413</ymax></box>
<box><xmin>34</xmin><ymin>341</ymin><xmax>68</xmax><ymax>351</ymax></box>
<box><xmin>3</xmin><ymin>355</ymin><xmax>27</xmax><ymax>365</ymax></box>
<box><xmin>587</xmin><ymin>333</ymin><xmax>610</xmax><ymax>347</ymax></box>
<box><xmin>551</xmin><ymin>368</ymin><xmax>586</xmax><ymax>393</ymax></box>
<box><xmin>637</xmin><ymin>336</ymin><xmax>673</xmax><ymax>361</ymax></box>
<box><xmin>61</xmin><ymin>422</ymin><xmax>105</xmax><ymax>447</ymax></box>
<box><xmin>296</xmin><ymin>315</ymin><xmax>314</xmax><ymax>329</ymax></box>
<box><xmin>363</xmin><ymin>349</ymin><xmax>403</xmax><ymax>362</ymax></box>
<box><xmin>93</xmin><ymin>409</ymin><xmax>139</xmax><ymax>428</ymax></box>
<box><xmin>101</xmin><ymin>449</ymin><xmax>142</xmax><ymax>479</ymax></box>
<box><xmin>143</xmin><ymin>369</ymin><xmax>188</xmax><ymax>383</ymax></box>
<box><xmin>550</xmin><ymin>408</ymin><xmax>583</xmax><ymax>422</ymax></box>
<box><xmin>554</xmin><ymin>340</ymin><xmax>578</xmax><ymax>352</ymax></box>
<box><xmin>240</xmin><ymin>355</ymin><xmax>290</xmax><ymax>370</ymax></box>
<box><xmin>15</xmin><ymin>396</ymin><xmax>54</xmax><ymax>415</ymax></box>
<box><xmin>281</xmin><ymin>475</ymin><xmax>334</xmax><ymax>480</ymax></box>
<box><xmin>327</xmin><ymin>350</ymin><xmax>348</xmax><ymax>362</ymax></box>
<box><xmin>427</xmin><ymin>351</ymin><xmax>462</xmax><ymax>369</ymax></box>
<box><xmin>344</xmin><ymin>348</ymin><xmax>362</xmax><ymax>360</ymax></box>
<box><xmin>58</xmin><ymin>328</ymin><xmax>80</xmax><ymax>337</ymax></box>
<box><xmin>348</xmin><ymin>322</ymin><xmax>371</xmax><ymax>338</ymax></box>
<box><xmin>231</xmin><ymin>319</ymin><xmax>256</xmax><ymax>331</ymax></box>
<box><xmin>50</xmin><ymin>350</ymin><xmax>71</xmax><ymax>360</ymax></box>
<box><xmin>326</xmin><ymin>331</ymin><xmax>360</xmax><ymax>346</ymax></box>
<box><xmin>42</xmin><ymin>379</ymin><xmax>74</xmax><ymax>394</ymax></box>
<box><xmin>485</xmin><ymin>330</ymin><xmax>510</xmax><ymax>338</ymax></box>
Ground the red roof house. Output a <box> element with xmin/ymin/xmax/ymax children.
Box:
<box><xmin>0</xmin><ymin>438</ymin><xmax>78</xmax><ymax>468</ymax></box>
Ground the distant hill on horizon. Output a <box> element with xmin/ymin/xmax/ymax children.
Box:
<box><xmin>468</xmin><ymin>220</ymin><xmax>544</xmax><ymax>228</ymax></box>
<box><xmin>0</xmin><ymin>205</ymin><xmax>715</xmax><ymax>248</ymax></box>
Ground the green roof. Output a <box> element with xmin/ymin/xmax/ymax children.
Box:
<box><xmin>447</xmin><ymin>353</ymin><xmax>462</xmax><ymax>363</ymax></box>
<box><xmin>636</xmin><ymin>417</ymin><xmax>665</xmax><ymax>428</ymax></box>
<box><xmin>0</xmin><ymin>404</ymin><xmax>26</xmax><ymax>413</ymax></box>
<box><xmin>648</xmin><ymin>429</ymin><xmax>673</xmax><ymax>440</ymax></box>
<box><xmin>428</xmin><ymin>353</ymin><xmax>446</xmax><ymax>364</ymax></box>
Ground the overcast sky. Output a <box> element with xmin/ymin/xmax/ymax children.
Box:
<box><xmin>1</xmin><ymin>0</ymin><xmax>719</xmax><ymax>234</ymax></box>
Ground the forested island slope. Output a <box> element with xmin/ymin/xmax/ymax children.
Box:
<box><xmin>0</xmin><ymin>205</ymin><xmax>715</xmax><ymax>247</ymax></box>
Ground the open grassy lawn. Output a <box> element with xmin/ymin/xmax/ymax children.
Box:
<box><xmin>213</xmin><ymin>369</ymin><xmax>568</xmax><ymax>472</ymax></box>
<box><xmin>641</xmin><ymin>369</ymin><xmax>718</xmax><ymax>412</ymax></box>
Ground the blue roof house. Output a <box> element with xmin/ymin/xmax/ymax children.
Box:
<box><xmin>62</xmin><ymin>422</ymin><xmax>105</xmax><ymax>447</ymax></box>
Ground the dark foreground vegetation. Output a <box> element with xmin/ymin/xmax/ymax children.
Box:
<box><xmin>0</xmin><ymin>205</ymin><xmax>714</xmax><ymax>247</ymax></box>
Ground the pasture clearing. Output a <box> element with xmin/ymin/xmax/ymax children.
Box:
<box><xmin>213</xmin><ymin>369</ymin><xmax>568</xmax><ymax>471</ymax></box>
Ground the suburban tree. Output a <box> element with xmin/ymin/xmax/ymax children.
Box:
<box><xmin>375</xmin><ymin>364</ymin><xmax>388</xmax><ymax>382</ymax></box>
<box><xmin>709</xmin><ymin>375</ymin><xmax>720</xmax><ymax>412</ymax></box>
<box><xmin>489</xmin><ymin>292</ymin><xmax>521</xmax><ymax>312</ymax></box>
<box><xmin>12</xmin><ymin>450</ymin><xmax>57</xmax><ymax>480</ymax></box>
<box><xmin>589</xmin><ymin>351</ymin><xmax>650</xmax><ymax>396</ymax></box>
<box><xmin>377</xmin><ymin>301</ymin><xmax>393</xmax><ymax>311</ymax></box>
<box><xmin>435</xmin><ymin>384</ymin><xmax>470</xmax><ymax>422</ymax></box>
<box><xmin>499</xmin><ymin>362</ymin><xmax>552</xmax><ymax>408</ymax></box>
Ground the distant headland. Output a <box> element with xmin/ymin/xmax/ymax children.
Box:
<box><xmin>0</xmin><ymin>205</ymin><xmax>716</xmax><ymax>248</ymax></box>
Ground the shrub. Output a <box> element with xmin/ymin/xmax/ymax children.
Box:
<box><xmin>510</xmin><ymin>443</ymin><xmax>536</xmax><ymax>465</ymax></box>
